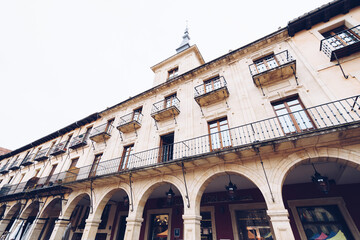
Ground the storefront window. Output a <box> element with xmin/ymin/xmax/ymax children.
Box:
<box><xmin>296</xmin><ymin>205</ymin><xmax>354</xmax><ymax>239</ymax></box>
<box><xmin>201</xmin><ymin>211</ymin><xmax>213</xmax><ymax>240</ymax></box>
<box><xmin>148</xmin><ymin>214</ymin><xmax>169</xmax><ymax>240</ymax></box>
<box><xmin>235</xmin><ymin>209</ymin><xmax>272</xmax><ymax>240</ymax></box>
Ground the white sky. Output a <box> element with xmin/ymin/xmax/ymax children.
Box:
<box><xmin>0</xmin><ymin>0</ymin><xmax>331</xmax><ymax>151</ymax></box>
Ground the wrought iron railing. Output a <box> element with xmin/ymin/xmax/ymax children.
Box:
<box><xmin>50</xmin><ymin>141</ymin><xmax>68</xmax><ymax>156</ymax></box>
<box><xmin>21</xmin><ymin>153</ymin><xmax>35</xmax><ymax>166</ymax></box>
<box><xmin>69</xmin><ymin>134</ymin><xmax>88</xmax><ymax>149</ymax></box>
<box><xmin>1</xmin><ymin>95</ymin><xmax>359</xmax><ymax>198</ymax></box>
<box><xmin>194</xmin><ymin>76</ymin><xmax>227</xmax><ymax>98</ymax></box>
<box><xmin>8</xmin><ymin>157</ymin><xmax>23</xmax><ymax>171</ymax></box>
<box><xmin>248</xmin><ymin>50</ymin><xmax>295</xmax><ymax>76</ymax></box>
<box><xmin>0</xmin><ymin>161</ymin><xmax>11</xmax><ymax>174</ymax></box>
<box><xmin>320</xmin><ymin>25</ymin><xmax>360</xmax><ymax>59</ymax></box>
<box><xmin>33</xmin><ymin>148</ymin><xmax>50</xmax><ymax>161</ymax></box>
<box><xmin>118</xmin><ymin>112</ymin><xmax>143</xmax><ymax>126</ymax></box>
<box><xmin>89</xmin><ymin>123</ymin><xmax>113</xmax><ymax>138</ymax></box>
<box><xmin>151</xmin><ymin>97</ymin><xmax>180</xmax><ymax>115</ymax></box>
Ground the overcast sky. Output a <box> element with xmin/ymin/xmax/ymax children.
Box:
<box><xmin>0</xmin><ymin>0</ymin><xmax>331</xmax><ymax>151</ymax></box>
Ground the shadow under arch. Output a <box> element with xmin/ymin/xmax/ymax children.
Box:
<box><xmin>19</xmin><ymin>200</ymin><xmax>39</xmax><ymax>219</ymax></box>
<box><xmin>62</xmin><ymin>192</ymin><xmax>91</xmax><ymax>220</ymax></box>
<box><xmin>0</xmin><ymin>205</ymin><xmax>6</xmax><ymax>219</ymax></box>
<box><xmin>133</xmin><ymin>175</ymin><xmax>187</xmax><ymax>219</ymax></box>
<box><xmin>3</xmin><ymin>202</ymin><xmax>21</xmax><ymax>221</ymax></box>
<box><xmin>193</xmin><ymin>164</ymin><xmax>269</xmax><ymax>215</ymax></box>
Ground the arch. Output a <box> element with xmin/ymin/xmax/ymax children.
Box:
<box><xmin>62</xmin><ymin>192</ymin><xmax>91</xmax><ymax>220</ymax></box>
<box><xmin>92</xmin><ymin>185</ymin><xmax>130</xmax><ymax>220</ymax></box>
<box><xmin>132</xmin><ymin>174</ymin><xmax>187</xmax><ymax>219</ymax></box>
<box><xmin>271</xmin><ymin>147</ymin><xmax>360</xmax><ymax>195</ymax></box>
<box><xmin>192</xmin><ymin>163</ymin><xmax>269</xmax><ymax>214</ymax></box>
<box><xmin>3</xmin><ymin>202</ymin><xmax>21</xmax><ymax>220</ymax></box>
<box><xmin>39</xmin><ymin>197</ymin><xmax>62</xmax><ymax>219</ymax></box>
<box><xmin>19</xmin><ymin>200</ymin><xmax>39</xmax><ymax>219</ymax></box>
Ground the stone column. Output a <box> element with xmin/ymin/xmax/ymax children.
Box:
<box><xmin>80</xmin><ymin>218</ymin><xmax>101</xmax><ymax>240</ymax></box>
<box><xmin>123</xmin><ymin>216</ymin><xmax>143</xmax><ymax>240</ymax></box>
<box><xmin>0</xmin><ymin>219</ymin><xmax>11</xmax><ymax>235</ymax></box>
<box><xmin>267</xmin><ymin>209</ymin><xmax>295</xmax><ymax>240</ymax></box>
<box><xmin>182</xmin><ymin>214</ymin><xmax>202</xmax><ymax>240</ymax></box>
<box><xmin>26</xmin><ymin>218</ymin><xmax>47</xmax><ymax>240</ymax></box>
<box><xmin>49</xmin><ymin>219</ymin><xmax>70</xmax><ymax>240</ymax></box>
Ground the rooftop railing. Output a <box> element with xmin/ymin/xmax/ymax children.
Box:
<box><xmin>320</xmin><ymin>25</ymin><xmax>360</xmax><ymax>60</ymax></box>
<box><xmin>194</xmin><ymin>76</ymin><xmax>227</xmax><ymax>98</ymax></box>
<box><xmin>248</xmin><ymin>50</ymin><xmax>295</xmax><ymax>77</ymax></box>
<box><xmin>119</xmin><ymin>112</ymin><xmax>143</xmax><ymax>126</ymax></box>
<box><xmin>1</xmin><ymin>95</ymin><xmax>359</xmax><ymax>199</ymax></box>
<box><xmin>151</xmin><ymin>97</ymin><xmax>180</xmax><ymax>115</ymax></box>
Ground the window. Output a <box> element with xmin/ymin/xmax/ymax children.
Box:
<box><xmin>133</xmin><ymin>107</ymin><xmax>142</xmax><ymax>122</ymax></box>
<box><xmin>164</xmin><ymin>93</ymin><xmax>177</xmax><ymax>109</ymax></box>
<box><xmin>168</xmin><ymin>67</ymin><xmax>178</xmax><ymax>79</ymax></box>
<box><xmin>159</xmin><ymin>133</ymin><xmax>174</xmax><ymax>162</ymax></box>
<box><xmin>119</xmin><ymin>145</ymin><xmax>134</xmax><ymax>170</ymax></box>
<box><xmin>253</xmin><ymin>54</ymin><xmax>279</xmax><ymax>74</ymax></box>
<box><xmin>272</xmin><ymin>96</ymin><xmax>314</xmax><ymax>134</ymax></box>
<box><xmin>105</xmin><ymin>119</ymin><xmax>114</xmax><ymax>134</ymax></box>
<box><xmin>322</xmin><ymin>25</ymin><xmax>360</xmax><ymax>50</ymax></box>
<box><xmin>89</xmin><ymin>154</ymin><xmax>102</xmax><ymax>177</ymax></box>
<box><xmin>204</xmin><ymin>76</ymin><xmax>221</xmax><ymax>93</ymax></box>
<box><xmin>84</xmin><ymin>126</ymin><xmax>92</xmax><ymax>140</ymax></box>
<box><xmin>201</xmin><ymin>211</ymin><xmax>214</xmax><ymax>240</ymax></box>
<box><xmin>45</xmin><ymin>164</ymin><xmax>57</xmax><ymax>185</ymax></box>
<box><xmin>69</xmin><ymin>158</ymin><xmax>79</xmax><ymax>170</ymax></box>
<box><xmin>235</xmin><ymin>209</ymin><xmax>272</xmax><ymax>240</ymax></box>
<box><xmin>208</xmin><ymin>117</ymin><xmax>231</xmax><ymax>150</ymax></box>
<box><xmin>148</xmin><ymin>214</ymin><xmax>169</xmax><ymax>240</ymax></box>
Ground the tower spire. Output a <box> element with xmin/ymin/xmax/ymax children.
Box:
<box><xmin>176</xmin><ymin>24</ymin><xmax>191</xmax><ymax>53</ymax></box>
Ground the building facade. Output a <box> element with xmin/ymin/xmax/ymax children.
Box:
<box><xmin>0</xmin><ymin>1</ymin><xmax>360</xmax><ymax>239</ymax></box>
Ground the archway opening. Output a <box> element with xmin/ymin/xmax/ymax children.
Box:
<box><xmin>65</xmin><ymin>194</ymin><xmax>91</xmax><ymax>240</ymax></box>
<box><xmin>0</xmin><ymin>205</ymin><xmax>6</xmax><ymax>220</ymax></box>
<box><xmin>35</xmin><ymin>198</ymin><xmax>62</xmax><ymax>240</ymax></box>
<box><xmin>1</xmin><ymin>203</ymin><xmax>21</xmax><ymax>237</ymax></box>
<box><xmin>139</xmin><ymin>183</ymin><xmax>183</xmax><ymax>240</ymax></box>
<box><xmin>94</xmin><ymin>189</ymin><xmax>129</xmax><ymax>240</ymax></box>
<box><xmin>199</xmin><ymin>173</ymin><xmax>270</xmax><ymax>240</ymax></box>
<box><xmin>282</xmin><ymin>159</ymin><xmax>360</xmax><ymax>240</ymax></box>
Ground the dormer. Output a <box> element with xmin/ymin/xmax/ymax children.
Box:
<box><xmin>151</xmin><ymin>28</ymin><xmax>205</xmax><ymax>87</ymax></box>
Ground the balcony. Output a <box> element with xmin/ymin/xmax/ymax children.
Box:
<box><xmin>50</xmin><ymin>141</ymin><xmax>67</xmax><ymax>156</ymax></box>
<box><xmin>1</xmin><ymin>95</ymin><xmax>359</xmax><ymax>200</ymax></box>
<box><xmin>249</xmin><ymin>50</ymin><xmax>296</xmax><ymax>86</ymax></box>
<box><xmin>33</xmin><ymin>148</ymin><xmax>50</xmax><ymax>162</ymax></box>
<box><xmin>151</xmin><ymin>97</ymin><xmax>180</xmax><ymax>121</ymax></box>
<box><xmin>89</xmin><ymin>123</ymin><xmax>113</xmax><ymax>143</ymax></box>
<box><xmin>117</xmin><ymin>112</ymin><xmax>143</xmax><ymax>133</ymax></box>
<box><xmin>194</xmin><ymin>76</ymin><xmax>229</xmax><ymax>107</ymax></box>
<box><xmin>0</xmin><ymin>162</ymin><xmax>10</xmax><ymax>175</ymax></box>
<box><xmin>69</xmin><ymin>134</ymin><xmax>88</xmax><ymax>150</ymax></box>
<box><xmin>21</xmin><ymin>153</ymin><xmax>35</xmax><ymax>166</ymax></box>
<box><xmin>320</xmin><ymin>25</ymin><xmax>360</xmax><ymax>61</ymax></box>
<box><xmin>8</xmin><ymin>157</ymin><xmax>23</xmax><ymax>171</ymax></box>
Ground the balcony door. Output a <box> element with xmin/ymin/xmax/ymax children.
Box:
<box><xmin>132</xmin><ymin>107</ymin><xmax>142</xmax><ymax>122</ymax></box>
<box><xmin>204</xmin><ymin>76</ymin><xmax>221</xmax><ymax>93</ymax></box>
<box><xmin>159</xmin><ymin>133</ymin><xmax>174</xmax><ymax>162</ymax></box>
<box><xmin>89</xmin><ymin>154</ymin><xmax>102</xmax><ymax>178</ymax></box>
<box><xmin>208</xmin><ymin>118</ymin><xmax>232</xmax><ymax>151</ymax></box>
<box><xmin>164</xmin><ymin>94</ymin><xmax>177</xmax><ymax>109</ymax></box>
<box><xmin>272</xmin><ymin>96</ymin><xmax>314</xmax><ymax>134</ymax></box>
<box><xmin>119</xmin><ymin>144</ymin><xmax>134</xmax><ymax>170</ymax></box>
<box><xmin>45</xmin><ymin>164</ymin><xmax>58</xmax><ymax>185</ymax></box>
<box><xmin>254</xmin><ymin>54</ymin><xmax>279</xmax><ymax>74</ymax></box>
<box><xmin>322</xmin><ymin>25</ymin><xmax>360</xmax><ymax>50</ymax></box>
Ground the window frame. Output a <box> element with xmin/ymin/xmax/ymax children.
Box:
<box><xmin>288</xmin><ymin>197</ymin><xmax>360</xmax><ymax>239</ymax></box>
<box><xmin>203</xmin><ymin>75</ymin><xmax>221</xmax><ymax>94</ymax></box>
<box><xmin>271</xmin><ymin>95</ymin><xmax>315</xmax><ymax>134</ymax></box>
<box><xmin>207</xmin><ymin>117</ymin><xmax>232</xmax><ymax>151</ymax></box>
<box><xmin>167</xmin><ymin>66</ymin><xmax>179</xmax><ymax>80</ymax></box>
<box><xmin>253</xmin><ymin>53</ymin><xmax>280</xmax><ymax>74</ymax></box>
<box><xmin>89</xmin><ymin>153</ymin><xmax>103</xmax><ymax>178</ymax></box>
<box><xmin>143</xmin><ymin>208</ymin><xmax>173</xmax><ymax>240</ymax></box>
<box><xmin>119</xmin><ymin>144</ymin><xmax>134</xmax><ymax>170</ymax></box>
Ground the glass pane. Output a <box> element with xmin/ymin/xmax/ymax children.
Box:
<box><xmin>149</xmin><ymin>214</ymin><xmax>169</xmax><ymax>240</ymax></box>
<box><xmin>293</xmin><ymin>111</ymin><xmax>313</xmax><ymax>130</ymax></box>
<box><xmin>278</xmin><ymin>115</ymin><xmax>296</xmax><ymax>134</ymax></box>
<box><xmin>205</xmin><ymin>82</ymin><xmax>213</xmax><ymax>92</ymax></box>
<box><xmin>287</xmin><ymin>99</ymin><xmax>299</xmax><ymax>106</ymax></box>
<box><xmin>273</xmin><ymin>103</ymin><xmax>285</xmax><ymax>110</ymax></box>
<box><xmin>213</xmin><ymin>79</ymin><xmax>221</xmax><ymax>90</ymax></box>
<box><xmin>256</xmin><ymin>62</ymin><xmax>267</xmax><ymax>73</ymax></box>
<box><xmin>221</xmin><ymin>130</ymin><xmax>231</xmax><ymax>147</ymax></box>
<box><xmin>210</xmin><ymin>133</ymin><xmax>221</xmax><ymax>150</ymax></box>
<box><xmin>297</xmin><ymin>205</ymin><xmax>354</xmax><ymax>240</ymax></box>
<box><xmin>209</xmin><ymin>122</ymin><xmax>217</xmax><ymax>128</ymax></box>
<box><xmin>236</xmin><ymin>209</ymin><xmax>272</xmax><ymax>240</ymax></box>
<box><xmin>266</xmin><ymin>57</ymin><xmax>278</xmax><ymax>69</ymax></box>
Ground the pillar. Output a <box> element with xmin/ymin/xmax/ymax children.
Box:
<box><xmin>26</xmin><ymin>218</ymin><xmax>47</xmax><ymax>240</ymax></box>
<box><xmin>81</xmin><ymin>218</ymin><xmax>101</xmax><ymax>240</ymax></box>
<box><xmin>267</xmin><ymin>209</ymin><xmax>295</xmax><ymax>240</ymax></box>
<box><xmin>49</xmin><ymin>219</ymin><xmax>70</xmax><ymax>240</ymax></box>
<box><xmin>124</xmin><ymin>216</ymin><xmax>143</xmax><ymax>240</ymax></box>
<box><xmin>182</xmin><ymin>214</ymin><xmax>202</xmax><ymax>240</ymax></box>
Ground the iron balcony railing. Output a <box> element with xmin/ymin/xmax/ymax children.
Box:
<box><xmin>50</xmin><ymin>141</ymin><xmax>68</xmax><ymax>156</ymax></box>
<box><xmin>1</xmin><ymin>95</ymin><xmax>359</xmax><ymax>199</ymax></box>
<box><xmin>8</xmin><ymin>157</ymin><xmax>23</xmax><ymax>171</ymax></box>
<box><xmin>118</xmin><ymin>112</ymin><xmax>143</xmax><ymax>126</ymax></box>
<box><xmin>21</xmin><ymin>153</ymin><xmax>35</xmax><ymax>166</ymax></box>
<box><xmin>0</xmin><ymin>161</ymin><xmax>11</xmax><ymax>174</ymax></box>
<box><xmin>194</xmin><ymin>76</ymin><xmax>227</xmax><ymax>98</ymax></box>
<box><xmin>89</xmin><ymin>123</ymin><xmax>113</xmax><ymax>138</ymax></box>
<box><xmin>34</xmin><ymin>148</ymin><xmax>50</xmax><ymax>162</ymax></box>
<box><xmin>151</xmin><ymin>96</ymin><xmax>180</xmax><ymax>115</ymax></box>
<box><xmin>69</xmin><ymin>134</ymin><xmax>88</xmax><ymax>149</ymax></box>
<box><xmin>320</xmin><ymin>25</ymin><xmax>360</xmax><ymax>60</ymax></box>
<box><xmin>248</xmin><ymin>50</ymin><xmax>295</xmax><ymax>77</ymax></box>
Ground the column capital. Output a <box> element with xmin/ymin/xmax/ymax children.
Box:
<box><xmin>55</xmin><ymin>218</ymin><xmax>71</xmax><ymax>226</ymax></box>
<box><xmin>126</xmin><ymin>217</ymin><xmax>143</xmax><ymax>224</ymax></box>
<box><xmin>182</xmin><ymin>214</ymin><xmax>202</xmax><ymax>221</ymax></box>
<box><xmin>267</xmin><ymin>209</ymin><xmax>290</xmax><ymax>222</ymax></box>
